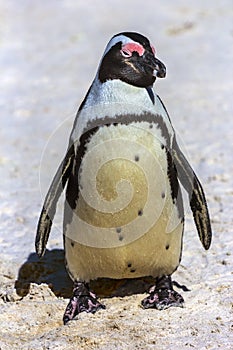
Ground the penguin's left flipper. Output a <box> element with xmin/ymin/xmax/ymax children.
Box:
<box><xmin>172</xmin><ymin>138</ymin><xmax>212</xmax><ymax>250</ymax></box>
<box><xmin>35</xmin><ymin>144</ymin><xmax>75</xmax><ymax>257</ymax></box>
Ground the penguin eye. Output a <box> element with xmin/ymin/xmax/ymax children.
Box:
<box><xmin>120</xmin><ymin>43</ymin><xmax>145</xmax><ymax>58</ymax></box>
<box><xmin>120</xmin><ymin>49</ymin><xmax>132</xmax><ymax>58</ymax></box>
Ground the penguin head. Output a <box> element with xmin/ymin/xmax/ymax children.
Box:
<box><xmin>98</xmin><ymin>32</ymin><xmax>166</xmax><ymax>88</ymax></box>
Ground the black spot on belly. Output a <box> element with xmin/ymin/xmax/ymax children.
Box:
<box><xmin>138</xmin><ymin>209</ymin><xmax>143</xmax><ymax>216</ymax></box>
<box><xmin>130</xmin><ymin>269</ymin><xmax>136</xmax><ymax>273</ymax></box>
<box><xmin>134</xmin><ymin>155</ymin><xmax>140</xmax><ymax>162</ymax></box>
<box><xmin>161</xmin><ymin>144</ymin><xmax>165</xmax><ymax>150</ymax></box>
<box><xmin>149</xmin><ymin>124</ymin><xmax>153</xmax><ymax>129</ymax></box>
<box><xmin>71</xmin><ymin>241</ymin><xmax>75</xmax><ymax>247</ymax></box>
<box><xmin>127</xmin><ymin>263</ymin><xmax>132</xmax><ymax>268</ymax></box>
<box><xmin>166</xmin><ymin>244</ymin><xmax>169</xmax><ymax>250</ymax></box>
<box><xmin>116</xmin><ymin>227</ymin><xmax>123</xmax><ymax>241</ymax></box>
<box><xmin>161</xmin><ymin>192</ymin><xmax>165</xmax><ymax>199</ymax></box>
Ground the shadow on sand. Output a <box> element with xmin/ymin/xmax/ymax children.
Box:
<box><xmin>15</xmin><ymin>249</ymin><xmax>156</xmax><ymax>299</ymax></box>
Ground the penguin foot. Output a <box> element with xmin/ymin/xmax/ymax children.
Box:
<box><xmin>63</xmin><ymin>281</ymin><xmax>106</xmax><ymax>324</ymax></box>
<box><xmin>141</xmin><ymin>275</ymin><xmax>184</xmax><ymax>310</ymax></box>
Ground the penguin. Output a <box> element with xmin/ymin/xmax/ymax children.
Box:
<box><xmin>36</xmin><ymin>32</ymin><xmax>212</xmax><ymax>324</ymax></box>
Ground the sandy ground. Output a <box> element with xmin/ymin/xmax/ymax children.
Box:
<box><xmin>0</xmin><ymin>1</ymin><xmax>232</xmax><ymax>349</ymax></box>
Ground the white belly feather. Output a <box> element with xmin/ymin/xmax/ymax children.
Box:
<box><xmin>64</xmin><ymin>122</ymin><xmax>183</xmax><ymax>281</ymax></box>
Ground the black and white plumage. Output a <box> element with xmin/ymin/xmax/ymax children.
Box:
<box><xmin>36</xmin><ymin>32</ymin><xmax>212</xmax><ymax>324</ymax></box>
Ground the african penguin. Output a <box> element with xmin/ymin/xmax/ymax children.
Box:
<box><xmin>36</xmin><ymin>32</ymin><xmax>212</xmax><ymax>324</ymax></box>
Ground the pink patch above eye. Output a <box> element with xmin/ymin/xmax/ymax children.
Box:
<box><xmin>121</xmin><ymin>43</ymin><xmax>145</xmax><ymax>56</ymax></box>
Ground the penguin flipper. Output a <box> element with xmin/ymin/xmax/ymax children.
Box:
<box><xmin>35</xmin><ymin>145</ymin><xmax>75</xmax><ymax>257</ymax></box>
<box><xmin>172</xmin><ymin>138</ymin><xmax>212</xmax><ymax>250</ymax></box>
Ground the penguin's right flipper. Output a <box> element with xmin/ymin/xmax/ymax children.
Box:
<box><xmin>35</xmin><ymin>144</ymin><xmax>75</xmax><ymax>257</ymax></box>
<box><xmin>172</xmin><ymin>138</ymin><xmax>212</xmax><ymax>250</ymax></box>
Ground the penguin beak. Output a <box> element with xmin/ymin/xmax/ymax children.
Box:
<box><xmin>143</xmin><ymin>52</ymin><xmax>166</xmax><ymax>79</ymax></box>
<box><xmin>152</xmin><ymin>57</ymin><xmax>166</xmax><ymax>78</ymax></box>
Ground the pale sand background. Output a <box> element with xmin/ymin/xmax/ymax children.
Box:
<box><xmin>0</xmin><ymin>1</ymin><xmax>232</xmax><ymax>349</ymax></box>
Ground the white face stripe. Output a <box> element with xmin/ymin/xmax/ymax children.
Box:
<box><xmin>103</xmin><ymin>35</ymin><xmax>140</xmax><ymax>56</ymax></box>
<box><xmin>97</xmin><ymin>34</ymin><xmax>142</xmax><ymax>73</ymax></box>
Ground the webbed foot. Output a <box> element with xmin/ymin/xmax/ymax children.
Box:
<box><xmin>63</xmin><ymin>281</ymin><xmax>106</xmax><ymax>324</ymax></box>
<box><xmin>141</xmin><ymin>275</ymin><xmax>184</xmax><ymax>310</ymax></box>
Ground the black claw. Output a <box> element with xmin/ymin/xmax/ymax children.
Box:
<box><xmin>141</xmin><ymin>275</ymin><xmax>184</xmax><ymax>310</ymax></box>
<box><xmin>63</xmin><ymin>315</ymin><xmax>71</xmax><ymax>325</ymax></box>
<box><xmin>63</xmin><ymin>281</ymin><xmax>106</xmax><ymax>324</ymax></box>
